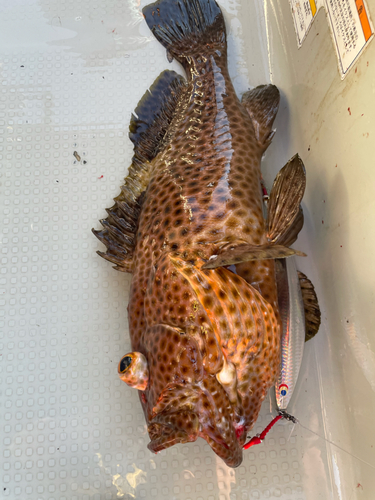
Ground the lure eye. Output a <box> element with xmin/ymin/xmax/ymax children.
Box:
<box><xmin>118</xmin><ymin>352</ymin><xmax>149</xmax><ymax>391</ymax></box>
<box><xmin>279</xmin><ymin>384</ymin><xmax>289</xmax><ymax>397</ymax></box>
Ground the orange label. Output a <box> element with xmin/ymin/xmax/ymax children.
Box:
<box><xmin>355</xmin><ymin>0</ymin><xmax>373</xmax><ymax>41</ymax></box>
<box><xmin>309</xmin><ymin>0</ymin><xmax>317</xmax><ymax>17</ymax></box>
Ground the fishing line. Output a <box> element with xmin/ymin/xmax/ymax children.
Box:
<box><xmin>244</xmin><ymin>412</ymin><xmax>375</xmax><ymax>470</ymax></box>
<box><xmin>297</xmin><ymin>421</ymin><xmax>375</xmax><ymax>470</ymax></box>
<box><xmin>243</xmin><ymin>411</ymin><xmax>296</xmax><ymax>449</ymax></box>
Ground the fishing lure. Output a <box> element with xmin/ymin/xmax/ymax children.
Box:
<box><xmin>243</xmin><ymin>177</ymin><xmax>321</xmax><ymax>448</ymax></box>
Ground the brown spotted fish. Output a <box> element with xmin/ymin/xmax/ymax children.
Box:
<box><xmin>93</xmin><ymin>0</ymin><xmax>319</xmax><ymax>467</ymax></box>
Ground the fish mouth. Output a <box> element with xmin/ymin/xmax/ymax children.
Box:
<box><xmin>147</xmin><ymin>383</ymin><xmax>243</xmax><ymax>467</ymax></box>
<box><xmin>199</xmin><ymin>424</ymin><xmax>243</xmax><ymax>468</ymax></box>
<box><xmin>147</xmin><ymin>411</ymin><xmax>199</xmax><ymax>453</ymax></box>
<box><xmin>148</xmin><ymin>412</ymin><xmax>243</xmax><ymax>467</ymax></box>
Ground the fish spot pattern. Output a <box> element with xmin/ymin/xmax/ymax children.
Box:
<box><xmin>114</xmin><ymin>1</ymin><xmax>281</xmax><ymax>469</ymax></box>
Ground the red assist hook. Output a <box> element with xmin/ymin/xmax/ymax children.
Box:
<box><xmin>244</xmin><ymin>411</ymin><xmax>298</xmax><ymax>449</ymax></box>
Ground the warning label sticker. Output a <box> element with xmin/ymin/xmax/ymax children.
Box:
<box><xmin>326</xmin><ymin>0</ymin><xmax>373</xmax><ymax>76</ymax></box>
<box><xmin>289</xmin><ymin>0</ymin><xmax>320</xmax><ymax>46</ymax></box>
<box><xmin>289</xmin><ymin>0</ymin><xmax>374</xmax><ymax>77</ymax></box>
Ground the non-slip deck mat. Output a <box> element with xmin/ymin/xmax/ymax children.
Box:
<box><xmin>0</xmin><ymin>1</ymin><xmax>333</xmax><ymax>498</ymax></box>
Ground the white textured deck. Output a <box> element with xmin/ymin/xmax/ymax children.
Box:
<box><xmin>1</xmin><ymin>0</ymin><xmax>374</xmax><ymax>499</ymax></box>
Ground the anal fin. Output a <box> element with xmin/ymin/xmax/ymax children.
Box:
<box><xmin>298</xmin><ymin>271</ymin><xmax>321</xmax><ymax>341</ymax></box>
<box><xmin>93</xmin><ymin>70</ymin><xmax>187</xmax><ymax>272</ymax></box>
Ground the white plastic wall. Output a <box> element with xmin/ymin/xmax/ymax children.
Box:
<box><xmin>0</xmin><ymin>0</ymin><xmax>374</xmax><ymax>499</ymax></box>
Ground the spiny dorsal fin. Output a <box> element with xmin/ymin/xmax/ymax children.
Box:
<box><xmin>298</xmin><ymin>271</ymin><xmax>321</xmax><ymax>341</ymax></box>
<box><xmin>93</xmin><ymin>71</ymin><xmax>187</xmax><ymax>272</ymax></box>
<box><xmin>202</xmin><ymin>244</ymin><xmax>306</xmax><ymax>270</ymax></box>
<box><xmin>267</xmin><ymin>154</ymin><xmax>306</xmax><ymax>244</ymax></box>
<box><xmin>241</xmin><ymin>84</ymin><xmax>280</xmax><ymax>151</ymax></box>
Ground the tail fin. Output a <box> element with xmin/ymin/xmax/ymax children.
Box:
<box><xmin>143</xmin><ymin>0</ymin><xmax>226</xmax><ymax>65</ymax></box>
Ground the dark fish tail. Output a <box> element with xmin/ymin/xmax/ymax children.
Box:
<box><xmin>143</xmin><ymin>0</ymin><xmax>226</xmax><ymax>69</ymax></box>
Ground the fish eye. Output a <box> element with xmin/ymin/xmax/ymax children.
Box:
<box><xmin>119</xmin><ymin>355</ymin><xmax>132</xmax><ymax>373</ymax></box>
<box><xmin>118</xmin><ymin>351</ymin><xmax>149</xmax><ymax>391</ymax></box>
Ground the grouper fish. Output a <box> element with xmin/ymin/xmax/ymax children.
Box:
<box><xmin>93</xmin><ymin>0</ymin><xmax>320</xmax><ymax>467</ymax></box>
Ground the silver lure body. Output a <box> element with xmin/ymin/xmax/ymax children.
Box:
<box><xmin>275</xmin><ymin>257</ymin><xmax>306</xmax><ymax>410</ymax></box>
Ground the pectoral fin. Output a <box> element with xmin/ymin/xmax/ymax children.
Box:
<box><xmin>267</xmin><ymin>154</ymin><xmax>306</xmax><ymax>244</ymax></box>
<box><xmin>298</xmin><ymin>271</ymin><xmax>321</xmax><ymax>341</ymax></box>
<box><xmin>203</xmin><ymin>155</ymin><xmax>307</xmax><ymax>271</ymax></box>
<box><xmin>202</xmin><ymin>244</ymin><xmax>306</xmax><ymax>270</ymax></box>
<box><xmin>241</xmin><ymin>84</ymin><xmax>280</xmax><ymax>151</ymax></box>
<box><xmin>276</xmin><ymin>207</ymin><xmax>304</xmax><ymax>247</ymax></box>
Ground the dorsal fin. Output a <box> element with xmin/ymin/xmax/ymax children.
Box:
<box><xmin>93</xmin><ymin>70</ymin><xmax>187</xmax><ymax>272</ymax></box>
<box><xmin>241</xmin><ymin>84</ymin><xmax>280</xmax><ymax>151</ymax></box>
<box><xmin>298</xmin><ymin>271</ymin><xmax>321</xmax><ymax>341</ymax></box>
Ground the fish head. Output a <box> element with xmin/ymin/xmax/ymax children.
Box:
<box><xmin>120</xmin><ymin>255</ymin><xmax>279</xmax><ymax>467</ymax></box>
<box><xmin>141</xmin><ymin>323</ymin><xmax>243</xmax><ymax>467</ymax></box>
